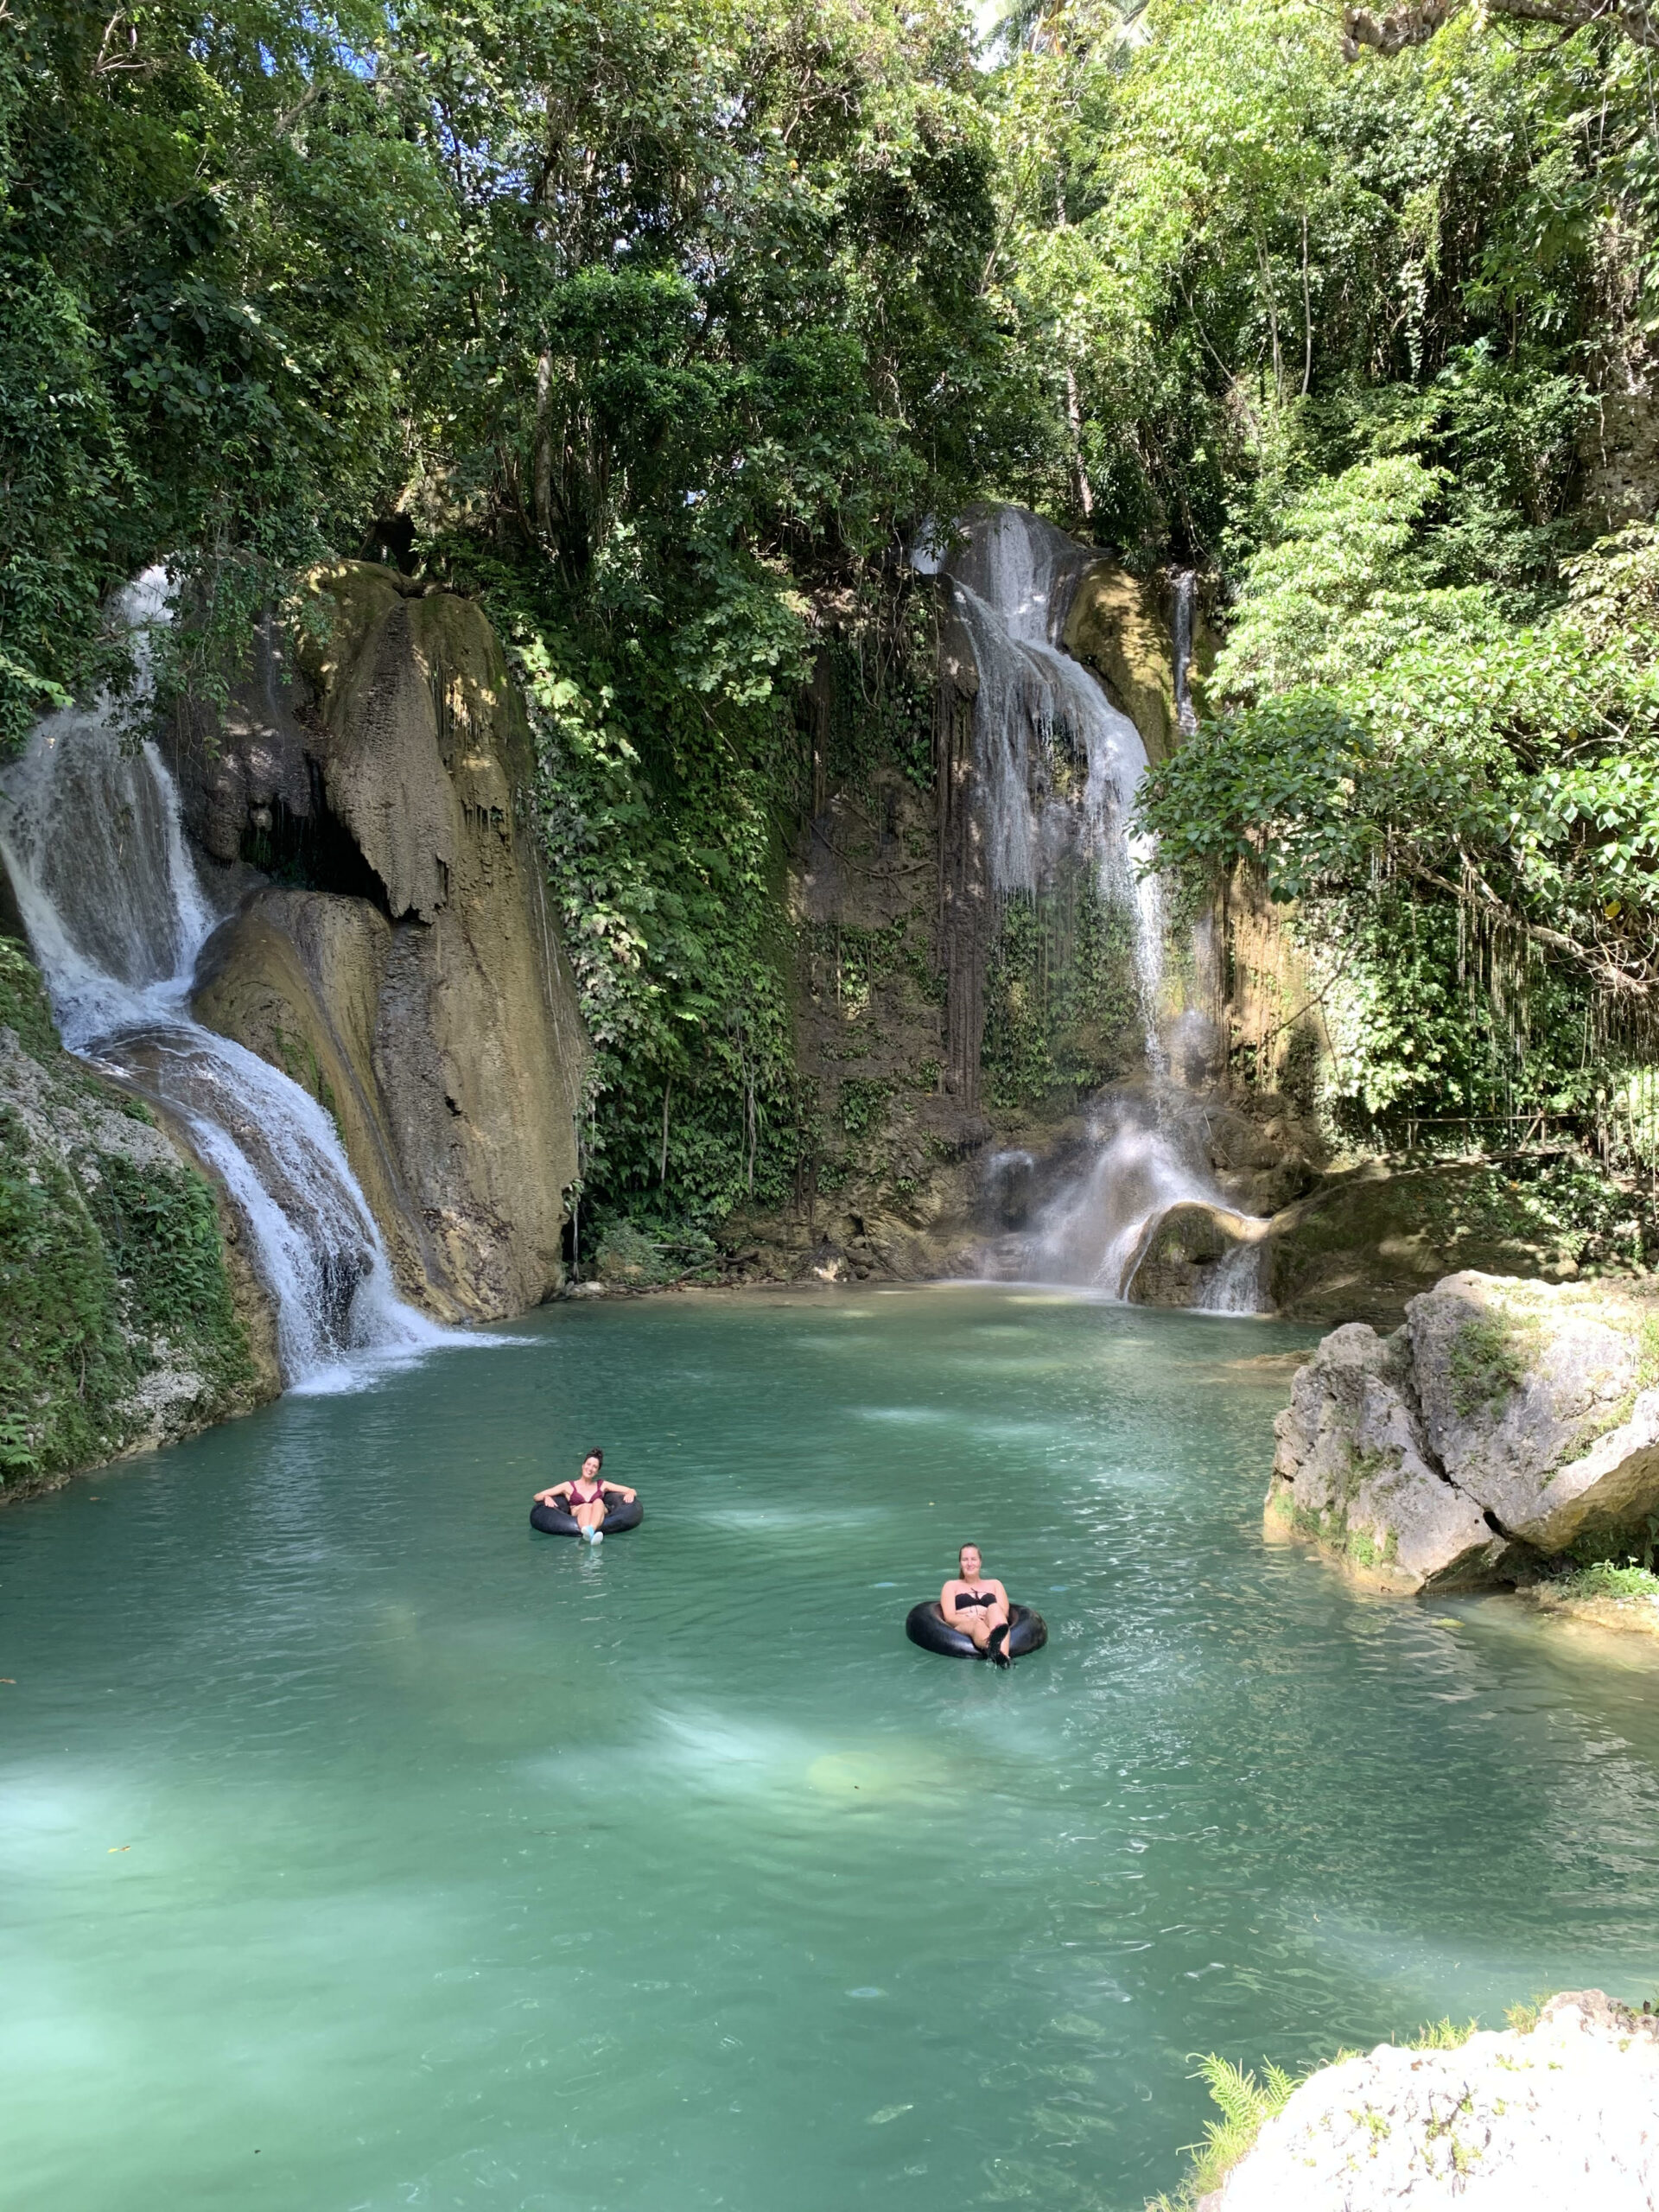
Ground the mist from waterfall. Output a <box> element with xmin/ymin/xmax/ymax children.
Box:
<box><xmin>931</xmin><ymin>509</ymin><xmax>1266</xmax><ymax>1308</ymax></box>
<box><xmin>0</xmin><ymin>573</ymin><xmax>463</xmax><ymax>1391</ymax></box>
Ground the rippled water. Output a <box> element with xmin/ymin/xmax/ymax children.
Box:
<box><xmin>5</xmin><ymin>1286</ymin><xmax>1659</xmax><ymax>2212</ymax></box>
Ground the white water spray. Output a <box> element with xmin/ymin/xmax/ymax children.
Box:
<box><xmin>1192</xmin><ymin>1233</ymin><xmax>1267</xmax><ymax>1316</ymax></box>
<box><xmin>1003</xmin><ymin>1093</ymin><xmax>1266</xmax><ymax>1304</ymax></box>
<box><xmin>0</xmin><ymin>573</ymin><xmax>462</xmax><ymax>1390</ymax></box>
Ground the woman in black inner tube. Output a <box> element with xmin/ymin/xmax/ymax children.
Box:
<box><xmin>534</xmin><ymin>1449</ymin><xmax>634</xmax><ymax>1544</ymax></box>
<box><xmin>939</xmin><ymin>1542</ymin><xmax>1016</xmax><ymax>1667</ymax></box>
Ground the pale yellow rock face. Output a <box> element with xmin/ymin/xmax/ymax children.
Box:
<box><xmin>191</xmin><ymin>565</ymin><xmax>586</xmax><ymax>1322</ymax></box>
<box><xmin>192</xmin><ymin>888</ymin><xmax>450</xmax><ymax>1315</ymax></box>
<box><xmin>1062</xmin><ymin>563</ymin><xmax>1213</xmax><ymax>765</ymax></box>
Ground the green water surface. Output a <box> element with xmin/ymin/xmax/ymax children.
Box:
<box><xmin>5</xmin><ymin>1286</ymin><xmax>1659</xmax><ymax>2211</ymax></box>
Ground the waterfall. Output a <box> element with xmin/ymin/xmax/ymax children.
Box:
<box><xmin>997</xmin><ymin>1091</ymin><xmax>1267</xmax><ymax>1305</ymax></box>
<box><xmin>0</xmin><ymin>572</ymin><xmax>461</xmax><ymax>1391</ymax></box>
<box><xmin>939</xmin><ymin>507</ymin><xmax>1166</xmax><ymax>1027</ymax></box>
<box><xmin>1192</xmin><ymin>1233</ymin><xmax>1267</xmax><ymax>1316</ymax></box>
<box><xmin>1173</xmin><ymin>569</ymin><xmax>1199</xmax><ymax>736</ymax></box>
<box><xmin>1016</xmin><ymin>1096</ymin><xmax>1213</xmax><ymax>1295</ymax></box>
<box><xmin>935</xmin><ymin>511</ymin><xmax>1266</xmax><ymax>1308</ymax></box>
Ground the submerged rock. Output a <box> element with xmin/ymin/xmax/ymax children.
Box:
<box><xmin>1200</xmin><ymin>1992</ymin><xmax>1659</xmax><ymax>2211</ymax></box>
<box><xmin>1269</xmin><ymin>1270</ymin><xmax>1659</xmax><ymax>1594</ymax></box>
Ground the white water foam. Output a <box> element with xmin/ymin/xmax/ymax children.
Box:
<box><xmin>0</xmin><ymin>570</ymin><xmax>470</xmax><ymax>1390</ymax></box>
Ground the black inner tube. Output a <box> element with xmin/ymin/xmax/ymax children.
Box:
<box><xmin>905</xmin><ymin>1600</ymin><xmax>1046</xmax><ymax>1659</ymax></box>
<box><xmin>530</xmin><ymin>1493</ymin><xmax>644</xmax><ymax>1537</ymax></box>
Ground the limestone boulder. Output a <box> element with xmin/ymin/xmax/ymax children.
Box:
<box><xmin>1407</xmin><ymin>1272</ymin><xmax>1659</xmax><ymax>1550</ymax></box>
<box><xmin>1202</xmin><ymin>1992</ymin><xmax>1659</xmax><ymax>2212</ymax></box>
<box><xmin>174</xmin><ymin>563</ymin><xmax>588</xmax><ymax>1322</ymax></box>
<box><xmin>1126</xmin><ymin>1201</ymin><xmax>1267</xmax><ymax>1312</ymax></box>
<box><xmin>1267</xmin><ymin>1322</ymin><xmax>1505</xmax><ymax>1590</ymax></box>
<box><xmin>302</xmin><ymin>574</ymin><xmax>587</xmax><ymax>1319</ymax></box>
<box><xmin>1270</xmin><ymin>1269</ymin><xmax>1659</xmax><ymax>1601</ymax></box>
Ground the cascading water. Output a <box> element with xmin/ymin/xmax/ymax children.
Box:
<box><xmin>1173</xmin><ymin>569</ymin><xmax>1199</xmax><ymax>737</ymax></box>
<box><xmin>934</xmin><ymin>505</ymin><xmax>1168</xmax><ymax>1041</ymax></box>
<box><xmin>998</xmin><ymin>1091</ymin><xmax>1268</xmax><ymax>1310</ymax></box>
<box><xmin>0</xmin><ymin>573</ymin><xmax>460</xmax><ymax>1390</ymax></box>
<box><xmin>932</xmin><ymin>510</ymin><xmax>1266</xmax><ymax>1306</ymax></box>
<box><xmin>1196</xmin><ymin>1234</ymin><xmax>1268</xmax><ymax>1316</ymax></box>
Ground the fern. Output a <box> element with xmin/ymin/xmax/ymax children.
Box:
<box><xmin>1147</xmin><ymin>2055</ymin><xmax>1307</xmax><ymax>2210</ymax></box>
<box><xmin>1406</xmin><ymin>2017</ymin><xmax>1478</xmax><ymax>2050</ymax></box>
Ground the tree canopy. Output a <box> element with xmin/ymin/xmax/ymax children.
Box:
<box><xmin>5</xmin><ymin>0</ymin><xmax>1658</xmax><ymax>1213</ymax></box>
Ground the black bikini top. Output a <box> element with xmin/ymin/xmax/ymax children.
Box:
<box><xmin>952</xmin><ymin>1587</ymin><xmax>995</xmax><ymax>1611</ymax></box>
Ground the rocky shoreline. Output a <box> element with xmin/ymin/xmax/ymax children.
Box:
<box><xmin>1268</xmin><ymin>1268</ymin><xmax>1659</xmax><ymax>1625</ymax></box>
<box><xmin>1177</xmin><ymin>1991</ymin><xmax>1659</xmax><ymax>2210</ymax></box>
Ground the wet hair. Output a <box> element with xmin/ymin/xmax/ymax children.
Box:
<box><xmin>958</xmin><ymin>1541</ymin><xmax>981</xmax><ymax>1560</ymax></box>
<box><xmin>581</xmin><ymin>1446</ymin><xmax>604</xmax><ymax>1469</ymax></box>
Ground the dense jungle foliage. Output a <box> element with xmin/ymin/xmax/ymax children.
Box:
<box><xmin>4</xmin><ymin>0</ymin><xmax>1659</xmax><ymax>1244</ymax></box>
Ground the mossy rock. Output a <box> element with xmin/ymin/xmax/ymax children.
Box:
<box><xmin>1264</xmin><ymin>1160</ymin><xmax>1582</xmax><ymax>1329</ymax></box>
<box><xmin>1</xmin><ymin>941</ymin><xmax>266</xmax><ymax>1493</ymax></box>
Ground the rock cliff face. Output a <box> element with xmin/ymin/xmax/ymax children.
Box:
<box><xmin>735</xmin><ymin>533</ymin><xmax>1606</xmax><ymax>1317</ymax></box>
<box><xmin>737</xmin><ymin>551</ymin><xmax>1323</xmax><ymax>1291</ymax></box>
<box><xmin>1198</xmin><ymin>1992</ymin><xmax>1659</xmax><ymax>2212</ymax></box>
<box><xmin>734</xmin><ymin>756</ymin><xmax>989</xmax><ymax>1283</ymax></box>
<box><xmin>168</xmin><ymin>565</ymin><xmax>586</xmax><ymax>1320</ymax></box>
<box><xmin>1063</xmin><ymin>562</ymin><xmax>1214</xmax><ymax>765</ymax></box>
<box><xmin>1268</xmin><ymin>1270</ymin><xmax>1659</xmax><ymax>1590</ymax></box>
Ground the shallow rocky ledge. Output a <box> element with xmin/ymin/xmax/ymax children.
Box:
<box><xmin>1268</xmin><ymin>1270</ymin><xmax>1659</xmax><ymax>1595</ymax></box>
<box><xmin>1196</xmin><ymin>1991</ymin><xmax>1659</xmax><ymax>2210</ymax></box>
